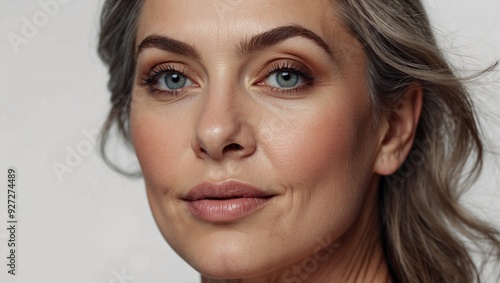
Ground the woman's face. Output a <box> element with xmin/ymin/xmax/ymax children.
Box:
<box><xmin>131</xmin><ymin>0</ymin><xmax>384</xmax><ymax>279</ymax></box>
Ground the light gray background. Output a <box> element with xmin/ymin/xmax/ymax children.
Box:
<box><xmin>0</xmin><ymin>1</ymin><xmax>499</xmax><ymax>282</ymax></box>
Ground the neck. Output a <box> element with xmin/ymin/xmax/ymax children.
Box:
<box><xmin>202</xmin><ymin>177</ymin><xmax>393</xmax><ymax>283</ymax></box>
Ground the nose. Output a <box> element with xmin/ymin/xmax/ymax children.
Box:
<box><xmin>191</xmin><ymin>87</ymin><xmax>257</xmax><ymax>161</ymax></box>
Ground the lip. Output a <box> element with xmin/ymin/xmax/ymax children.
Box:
<box><xmin>183</xmin><ymin>180</ymin><xmax>274</xmax><ymax>222</ymax></box>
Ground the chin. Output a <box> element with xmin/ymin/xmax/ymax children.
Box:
<box><xmin>189</xmin><ymin>250</ymin><xmax>269</xmax><ymax>279</ymax></box>
<box><xmin>176</xmin><ymin>233</ymin><xmax>283</xmax><ymax>280</ymax></box>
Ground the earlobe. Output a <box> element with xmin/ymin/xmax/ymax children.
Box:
<box><xmin>374</xmin><ymin>84</ymin><xmax>423</xmax><ymax>176</ymax></box>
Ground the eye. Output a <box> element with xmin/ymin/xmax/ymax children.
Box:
<box><xmin>266</xmin><ymin>70</ymin><xmax>304</xmax><ymax>88</ymax></box>
<box><xmin>156</xmin><ymin>72</ymin><xmax>194</xmax><ymax>91</ymax></box>
<box><xmin>261</xmin><ymin>61</ymin><xmax>315</xmax><ymax>93</ymax></box>
<box><xmin>138</xmin><ymin>64</ymin><xmax>197</xmax><ymax>96</ymax></box>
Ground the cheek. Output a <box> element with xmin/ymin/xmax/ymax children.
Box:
<box><xmin>130</xmin><ymin>106</ymin><xmax>190</xmax><ymax>191</ymax></box>
<box><xmin>263</xmin><ymin>101</ymin><xmax>364</xmax><ymax>188</ymax></box>
<box><xmin>130</xmin><ymin>105</ymin><xmax>196</xmax><ymax>246</ymax></box>
<box><xmin>259</xmin><ymin>94</ymin><xmax>374</xmax><ymax>234</ymax></box>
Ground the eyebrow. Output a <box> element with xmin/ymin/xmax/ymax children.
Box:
<box><xmin>136</xmin><ymin>25</ymin><xmax>334</xmax><ymax>60</ymax></box>
<box><xmin>137</xmin><ymin>35</ymin><xmax>201</xmax><ymax>59</ymax></box>
<box><xmin>238</xmin><ymin>25</ymin><xmax>334</xmax><ymax>58</ymax></box>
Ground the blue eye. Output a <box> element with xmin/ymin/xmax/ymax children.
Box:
<box><xmin>157</xmin><ymin>72</ymin><xmax>193</xmax><ymax>91</ymax></box>
<box><xmin>265</xmin><ymin>69</ymin><xmax>307</xmax><ymax>89</ymax></box>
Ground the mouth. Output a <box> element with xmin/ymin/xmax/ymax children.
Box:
<box><xmin>183</xmin><ymin>180</ymin><xmax>275</xmax><ymax>223</ymax></box>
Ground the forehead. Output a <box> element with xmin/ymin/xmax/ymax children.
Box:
<box><xmin>136</xmin><ymin>0</ymin><xmax>340</xmax><ymax>44</ymax></box>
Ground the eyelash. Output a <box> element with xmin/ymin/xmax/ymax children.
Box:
<box><xmin>263</xmin><ymin>61</ymin><xmax>316</xmax><ymax>94</ymax></box>
<box><xmin>137</xmin><ymin>61</ymin><xmax>316</xmax><ymax>97</ymax></box>
<box><xmin>137</xmin><ymin>64</ymin><xmax>189</xmax><ymax>97</ymax></box>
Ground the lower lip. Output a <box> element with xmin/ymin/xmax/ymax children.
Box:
<box><xmin>186</xmin><ymin>197</ymin><xmax>271</xmax><ymax>222</ymax></box>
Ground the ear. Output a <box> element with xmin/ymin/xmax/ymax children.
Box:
<box><xmin>373</xmin><ymin>84</ymin><xmax>423</xmax><ymax>175</ymax></box>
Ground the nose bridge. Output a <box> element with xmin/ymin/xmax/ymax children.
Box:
<box><xmin>198</xmin><ymin>83</ymin><xmax>238</xmax><ymax>141</ymax></box>
<box><xmin>192</xmin><ymin>77</ymin><xmax>256</xmax><ymax>160</ymax></box>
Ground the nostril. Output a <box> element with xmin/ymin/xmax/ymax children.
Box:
<box><xmin>223</xmin><ymin>143</ymin><xmax>243</xmax><ymax>152</ymax></box>
<box><xmin>200</xmin><ymin>147</ymin><xmax>207</xmax><ymax>154</ymax></box>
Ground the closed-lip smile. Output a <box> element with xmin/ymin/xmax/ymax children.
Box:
<box><xmin>183</xmin><ymin>180</ymin><xmax>275</xmax><ymax>223</ymax></box>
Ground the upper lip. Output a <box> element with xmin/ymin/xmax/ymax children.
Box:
<box><xmin>184</xmin><ymin>180</ymin><xmax>273</xmax><ymax>201</ymax></box>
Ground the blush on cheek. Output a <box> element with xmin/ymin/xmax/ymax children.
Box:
<box><xmin>271</xmin><ymin>105</ymin><xmax>359</xmax><ymax>185</ymax></box>
<box><xmin>130</xmin><ymin>111</ymin><xmax>184</xmax><ymax>193</ymax></box>
<box><xmin>265</xmin><ymin>99</ymin><xmax>370</xmax><ymax>230</ymax></box>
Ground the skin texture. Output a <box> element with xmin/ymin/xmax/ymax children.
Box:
<box><xmin>130</xmin><ymin>0</ymin><xmax>422</xmax><ymax>281</ymax></box>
